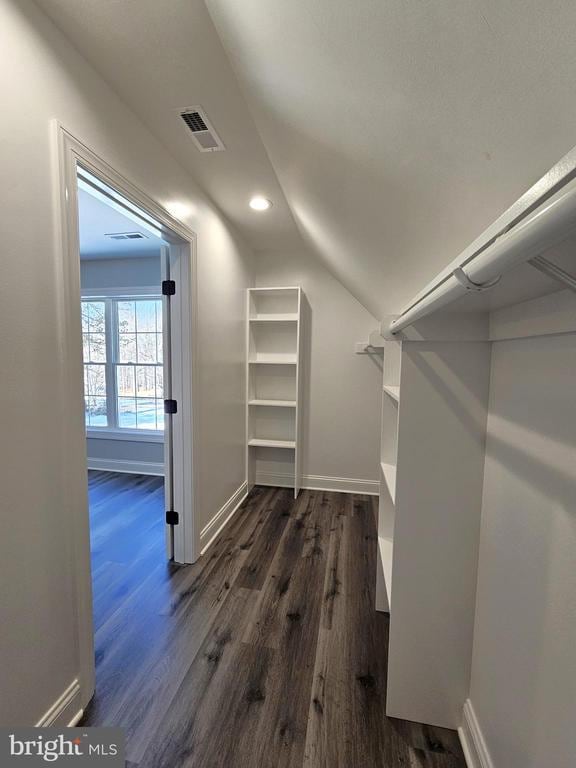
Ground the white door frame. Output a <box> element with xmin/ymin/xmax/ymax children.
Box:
<box><xmin>53</xmin><ymin>122</ymin><xmax>200</xmax><ymax>707</ymax></box>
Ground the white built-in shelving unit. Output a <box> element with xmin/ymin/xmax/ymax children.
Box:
<box><xmin>371</xmin><ymin>144</ymin><xmax>576</xmax><ymax>734</ymax></box>
<box><xmin>376</xmin><ymin>328</ymin><xmax>492</xmax><ymax>729</ymax></box>
<box><xmin>246</xmin><ymin>287</ymin><xmax>303</xmax><ymax>498</ymax></box>
<box><xmin>376</xmin><ymin>340</ymin><xmax>400</xmax><ymax>614</ymax></box>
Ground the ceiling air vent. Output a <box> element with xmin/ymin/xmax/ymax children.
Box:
<box><xmin>105</xmin><ymin>232</ymin><xmax>147</xmax><ymax>240</ymax></box>
<box><xmin>179</xmin><ymin>106</ymin><xmax>225</xmax><ymax>152</ymax></box>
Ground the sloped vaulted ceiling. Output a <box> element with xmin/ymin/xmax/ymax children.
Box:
<box><xmin>38</xmin><ymin>0</ymin><xmax>576</xmax><ymax>317</ymax></box>
<box><xmin>206</xmin><ymin>0</ymin><xmax>576</xmax><ymax>316</ymax></box>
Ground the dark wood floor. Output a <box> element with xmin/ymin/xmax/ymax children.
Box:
<box><xmin>83</xmin><ymin>471</ymin><xmax>466</xmax><ymax>768</ymax></box>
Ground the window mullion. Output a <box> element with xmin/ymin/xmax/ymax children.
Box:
<box><xmin>134</xmin><ymin>298</ymin><xmax>139</xmax><ymax>430</ymax></box>
<box><xmin>105</xmin><ymin>299</ymin><xmax>117</xmax><ymax>429</ymax></box>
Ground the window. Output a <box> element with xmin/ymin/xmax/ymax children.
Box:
<box><xmin>81</xmin><ymin>297</ymin><xmax>164</xmax><ymax>432</ymax></box>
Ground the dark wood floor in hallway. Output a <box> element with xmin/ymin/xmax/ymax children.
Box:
<box><xmin>83</xmin><ymin>471</ymin><xmax>466</xmax><ymax>768</ymax></box>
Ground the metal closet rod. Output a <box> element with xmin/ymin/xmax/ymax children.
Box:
<box><xmin>389</xmin><ymin>176</ymin><xmax>576</xmax><ymax>334</ymax></box>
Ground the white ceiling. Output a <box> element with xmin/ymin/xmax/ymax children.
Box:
<box><xmin>38</xmin><ymin>0</ymin><xmax>576</xmax><ymax>317</ymax></box>
<box><xmin>36</xmin><ymin>0</ymin><xmax>301</xmax><ymax>253</ymax></box>
<box><xmin>78</xmin><ymin>187</ymin><xmax>165</xmax><ymax>259</ymax></box>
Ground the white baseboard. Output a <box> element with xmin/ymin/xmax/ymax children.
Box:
<box><xmin>459</xmin><ymin>699</ymin><xmax>494</xmax><ymax>768</ymax></box>
<box><xmin>199</xmin><ymin>481</ymin><xmax>248</xmax><ymax>555</ymax></box>
<box><xmin>87</xmin><ymin>457</ymin><xmax>164</xmax><ymax>476</ymax></box>
<box><xmin>36</xmin><ymin>679</ymin><xmax>82</xmax><ymax>727</ymax></box>
<box><xmin>255</xmin><ymin>471</ymin><xmax>379</xmax><ymax>496</ymax></box>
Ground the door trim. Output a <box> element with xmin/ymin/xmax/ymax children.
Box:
<box><xmin>53</xmin><ymin>121</ymin><xmax>200</xmax><ymax>709</ymax></box>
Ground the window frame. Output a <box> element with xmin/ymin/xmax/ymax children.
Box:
<box><xmin>81</xmin><ymin>287</ymin><xmax>164</xmax><ymax>440</ymax></box>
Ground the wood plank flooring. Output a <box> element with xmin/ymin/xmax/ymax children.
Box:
<box><xmin>83</xmin><ymin>471</ymin><xmax>466</xmax><ymax>768</ymax></box>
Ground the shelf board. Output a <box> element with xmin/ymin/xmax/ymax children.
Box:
<box><xmin>249</xmin><ymin>314</ymin><xmax>299</xmax><ymax>322</ymax></box>
<box><xmin>249</xmin><ymin>356</ymin><xmax>297</xmax><ymax>365</ymax></box>
<box><xmin>248</xmin><ymin>438</ymin><xmax>296</xmax><ymax>449</ymax></box>
<box><xmin>382</xmin><ymin>385</ymin><xmax>400</xmax><ymax>402</ymax></box>
<box><xmin>249</xmin><ymin>287</ymin><xmax>300</xmax><ymax>293</ymax></box>
<box><xmin>380</xmin><ymin>461</ymin><xmax>397</xmax><ymax>504</ymax></box>
<box><xmin>378</xmin><ymin>536</ymin><xmax>393</xmax><ymax>610</ymax></box>
<box><xmin>248</xmin><ymin>399</ymin><xmax>297</xmax><ymax>408</ymax></box>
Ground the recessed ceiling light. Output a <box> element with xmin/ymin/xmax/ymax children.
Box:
<box><xmin>249</xmin><ymin>196</ymin><xmax>272</xmax><ymax>211</ymax></box>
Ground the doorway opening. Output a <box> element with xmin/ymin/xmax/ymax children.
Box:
<box><xmin>78</xmin><ymin>166</ymin><xmax>179</xmax><ymax>557</ymax></box>
<box><xmin>57</xmin><ymin>124</ymin><xmax>199</xmax><ymax>713</ymax></box>
<box><xmin>78</xmin><ymin>168</ymin><xmax>171</xmax><ymax>646</ymax></box>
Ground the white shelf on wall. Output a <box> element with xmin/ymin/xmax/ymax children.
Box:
<box><xmin>248</xmin><ymin>399</ymin><xmax>297</xmax><ymax>408</ymax></box>
<box><xmin>248</xmin><ymin>356</ymin><xmax>298</xmax><ymax>365</ymax></box>
<box><xmin>382</xmin><ymin>385</ymin><xmax>400</xmax><ymax>402</ymax></box>
<box><xmin>246</xmin><ymin>287</ymin><xmax>304</xmax><ymax>498</ymax></box>
<box><xmin>248</xmin><ymin>438</ymin><xmax>296</xmax><ymax>449</ymax></box>
<box><xmin>249</xmin><ymin>314</ymin><xmax>299</xmax><ymax>322</ymax></box>
<box><xmin>380</xmin><ymin>461</ymin><xmax>397</xmax><ymax>504</ymax></box>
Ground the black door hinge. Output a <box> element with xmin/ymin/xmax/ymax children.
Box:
<box><xmin>162</xmin><ymin>279</ymin><xmax>176</xmax><ymax>296</ymax></box>
<box><xmin>166</xmin><ymin>510</ymin><xmax>179</xmax><ymax>525</ymax></box>
<box><xmin>164</xmin><ymin>399</ymin><xmax>178</xmax><ymax>414</ymax></box>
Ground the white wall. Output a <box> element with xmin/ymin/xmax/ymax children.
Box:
<box><xmin>255</xmin><ymin>250</ymin><xmax>381</xmax><ymax>489</ymax></box>
<box><xmin>467</xmin><ymin>332</ymin><xmax>576</xmax><ymax>767</ymax></box>
<box><xmin>80</xmin><ymin>255</ymin><xmax>161</xmax><ymax>291</ymax></box>
<box><xmin>81</xmin><ymin>256</ymin><xmax>164</xmax><ymax>470</ymax></box>
<box><xmin>0</xmin><ymin>0</ymin><xmax>253</xmax><ymax>726</ymax></box>
<box><xmin>87</xmin><ymin>438</ymin><xmax>163</xmax><ymax>473</ymax></box>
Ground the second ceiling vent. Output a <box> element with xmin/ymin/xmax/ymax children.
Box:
<box><xmin>105</xmin><ymin>232</ymin><xmax>147</xmax><ymax>240</ymax></box>
<box><xmin>179</xmin><ymin>106</ymin><xmax>225</xmax><ymax>152</ymax></box>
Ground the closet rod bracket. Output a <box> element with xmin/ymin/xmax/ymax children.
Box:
<box><xmin>452</xmin><ymin>267</ymin><xmax>502</xmax><ymax>292</ymax></box>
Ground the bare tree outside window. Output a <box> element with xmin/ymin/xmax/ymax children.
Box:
<box><xmin>81</xmin><ymin>297</ymin><xmax>164</xmax><ymax>431</ymax></box>
<box><xmin>82</xmin><ymin>301</ymin><xmax>107</xmax><ymax>426</ymax></box>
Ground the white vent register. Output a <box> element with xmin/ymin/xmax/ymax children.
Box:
<box><xmin>179</xmin><ymin>106</ymin><xmax>225</xmax><ymax>152</ymax></box>
<box><xmin>104</xmin><ymin>232</ymin><xmax>147</xmax><ymax>241</ymax></box>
